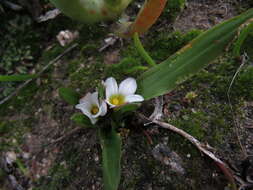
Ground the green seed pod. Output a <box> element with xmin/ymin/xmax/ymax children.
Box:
<box><xmin>49</xmin><ymin>0</ymin><xmax>132</xmax><ymax>23</ymax></box>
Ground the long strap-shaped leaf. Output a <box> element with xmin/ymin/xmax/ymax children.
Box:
<box><xmin>137</xmin><ymin>9</ymin><xmax>253</xmax><ymax>100</ymax></box>
<box><xmin>233</xmin><ymin>21</ymin><xmax>253</xmax><ymax>56</ymax></box>
<box><xmin>99</xmin><ymin>127</ymin><xmax>122</xmax><ymax>190</ymax></box>
<box><xmin>0</xmin><ymin>74</ymin><xmax>36</xmax><ymax>82</ymax></box>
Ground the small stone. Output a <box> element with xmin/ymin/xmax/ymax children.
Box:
<box><xmin>57</xmin><ymin>30</ymin><xmax>79</xmax><ymax>47</ymax></box>
<box><xmin>6</xmin><ymin>151</ymin><xmax>17</xmax><ymax>164</ymax></box>
<box><xmin>12</xmin><ymin>139</ymin><xmax>17</xmax><ymax>144</ymax></box>
<box><xmin>22</xmin><ymin>152</ymin><xmax>30</xmax><ymax>159</ymax></box>
<box><xmin>94</xmin><ymin>155</ymin><xmax>99</xmax><ymax>162</ymax></box>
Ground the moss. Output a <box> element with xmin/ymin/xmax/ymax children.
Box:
<box><xmin>0</xmin><ymin>14</ymin><xmax>41</xmax><ymax>74</ymax></box>
<box><xmin>80</xmin><ymin>43</ymin><xmax>100</xmax><ymax>57</ymax></box>
<box><xmin>78</xmin><ymin>25</ymin><xmax>107</xmax><ymax>42</ymax></box>
<box><xmin>169</xmin><ymin>110</ymin><xmax>206</xmax><ymax>140</ymax></box>
<box><xmin>105</xmin><ymin>57</ymin><xmax>145</xmax><ymax>80</ymax></box>
<box><xmin>69</xmin><ymin>57</ymin><xmax>105</xmax><ymax>90</ymax></box>
<box><xmin>121</xmin><ymin>44</ymin><xmax>144</xmax><ymax>65</ymax></box>
<box><xmin>42</xmin><ymin>16</ymin><xmax>79</xmax><ymax>38</ymax></box>
<box><xmin>162</xmin><ymin>0</ymin><xmax>186</xmax><ymax>21</ymax></box>
<box><xmin>146</xmin><ymin>30</ymin><xmax>202</xmax><ymax>62</ymax></box>
<box><xmin>236</xmin><ymin>0</ymin><xmax>253</xmax><ymax>13</ymax></box>
<box><xmin>240</xmin><ymin>32</ymin><xmax>253</xmax><ymax>60</ymax></box>
<box><xmin>0</xmin><ymin>81</ymin><xmax>38</xmax><ymax>116</ymax></box>
<box><xmin>0</xmin><ymin>121</ymin><xmax>12</xmax><ymax>134</ymax></box>
<box><xmin>233</xmin><ymin>66</ymin><xmax>253</xmax><ymax>101</ymax></box>
<box><xmin>41</xmin><ymin>44</ymin><xmax>65</xmax><ymax>63</ymax></box>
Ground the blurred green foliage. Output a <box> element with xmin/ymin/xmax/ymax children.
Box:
<box><xmin>162</xmin><ymin>0</ymin><xmax>186</xmax><ymax>21</ymax></box>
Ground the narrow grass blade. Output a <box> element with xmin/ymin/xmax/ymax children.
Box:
<box><xmin>233</xmin><ymin>21</ymin><xmax>253</xmax><ymax>57</ymax></box>
<box><xmin>0</xmin><ymin>74</ymin><xmax>36</xmax><ymax>82</ymax></box>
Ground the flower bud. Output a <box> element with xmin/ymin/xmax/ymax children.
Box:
<box><xmin>50</xmin><ymin>0</ymin><xmax>132</xmax><ymax>23</ymax></box>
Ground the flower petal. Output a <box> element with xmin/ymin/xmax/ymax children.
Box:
<box><xmin>106</xmin><ymin>100</ymin><xmax>117</xmax><ymax>108</ymax></box>
<box><xmin>119</xmin><ymin>77</ymin><xmax>137</xmax><ymax>96</ymax></box>
<box><xmin>105</xmin><ymin>77</ymin><xmax>118</xmax><ymax>100</ymax></box>
<box><xmin>75</xmin><ymin>103</ymin><xmax>92</xmax><ymax>118</ymax></box>
<box><xmin>80</xmin><ymin>92</ymin><xmax>92</xmax><ymax>104</ymax></box>
<box><xmin>90</xmin><ymin>92</ymin><xmax>99</xmax><ymax>106</ymax></box>
<box><xmin>90</xmin><ymin>117</ymin><xmax>98</xmax><ymax>124</ymax></box>
<box><xmin>125</xmin><ymin>94</ymin><xmax>144</xmax><ymax>103</ymax></box>
<box><xmin>100</xmin><ymin>101</ymin><xmax>107</xmax><ymax>116</ymax></box>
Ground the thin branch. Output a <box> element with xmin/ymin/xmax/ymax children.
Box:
<box><xmin>37</xmin><ymin>127</ymin><xmax>83</xmax><ymax>157</ymax></box>
<box><xmin>1</xmin><ymin>0</ymin><xmax>23</xmax><ymax>11</ymax></box>
<box><xmin>0</xmin><ymin>43</ymin><xmax>78</xmax><ymax>106</ymax></box>
<box><xmin>154</xmin><ymin>120</ymin><xmax>237</xmax><ymax>189</ymax></box>
<box><xmin>227</xmin><ymin>53</ymin><xmax>248</xmax><ymax>158</ymax></box>
<box><xmin>50</xmin><ymin>127</ymin><xmax>82</xmax><ymax>145</ymax></box>
<box><xmin>138</xmin><ymin>113</ymin><xmax>237</xmax><ymax>190</ymax></box>
<box><xmin>37</xmin><ymin>8</ymin><xmax>61</xmax><ymax>23</ymax></box>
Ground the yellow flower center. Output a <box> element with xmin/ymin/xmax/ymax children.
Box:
<box><xmin>91</xmin><ymin>105</ymin><xmax>99</xmax><ymax>115</ymax></box>
<box><xmin>109</xmin><ymin>94</ymin><xmax>125</xmax><ymax>106</ymax></box>
<box><xmin>112</xmin><ymin>98</ymin><xmax>119</xmax><ymax>105</ymax></box>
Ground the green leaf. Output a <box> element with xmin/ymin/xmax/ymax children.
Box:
<box><xmin>71</xmin><ymin>113</ymin><xmax>93</xmax><ymax>127</ymax></box>
<box><xmin>0</xmin><ymin>74</ymin><xmax>37</xmax><ymax>82</ymax></box>
<box><xmin>137</xmin><ymin>8</ymin><xmax>253</xmax><ymax>100</ymax></box>
<box><xmin>99</xmin><ymin>127</ymin><xmax>122</xmax><ymax>190</ymax></box>
<box><xmin>58</xmin><ymin>87</ymin><xmax>80</xmax><ymax>105</ymax></box>
<box><xmin>113</xmin><ymin>103</ymin><xmax>139</xmax><ymax>120</ymax></box>
<box><xmin>233</xmin><ymin>21</ymin><xmax>253</xmax><ymax>57</ymax></box>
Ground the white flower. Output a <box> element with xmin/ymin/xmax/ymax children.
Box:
<box><xmin>75</xmin><ymin>92</ymin><xmax>107</xmax><ymax>124</ymax></box>
<box><xmin>104</xmin><ymin>77</ymin><xmax>144</xmax><ymax>108</ymax></box>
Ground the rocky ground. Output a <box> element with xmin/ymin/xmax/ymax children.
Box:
<box><xmin>0</xmin><ymin>0</ymin><xmax>253</xmax><ymax>189</ymax></box>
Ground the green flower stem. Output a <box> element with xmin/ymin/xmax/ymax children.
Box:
<box><xmin>133</xmin><ymin>32</ymin><xmax>156</xmax><ymax>67</ymax></box>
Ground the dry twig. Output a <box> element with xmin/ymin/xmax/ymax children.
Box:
<box><xmin>227</xmin><ymin>53</ymin><xmax>248</xmax><ymax>158</ymax></box>
<box><xmin>138</xmin><ymin>113</ymin><xmax>237</xmax><ymax>190</ymax></box>
<box><xmin>50</xmin><ymin>127</ymin><xmax>83</xmax><ymax>145</ymax></box>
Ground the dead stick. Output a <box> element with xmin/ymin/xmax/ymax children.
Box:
<box><xmin>138</xmin><ymin>113</ymin><xmax>237</xmax><ymax>189</ymax></box>
<box><xmin>0</xmin><ymin>43</ymin><xmax>78</xmax><ymax>106</ymax></box>
<box><xmin>37</xmin><ymin>126</ymin><xmax>83</xmax><ymax>158</ymax></box>
<box><xmin>227</xmin><ymin>53</ymin><xmax>248</xmax><ymax>158</ymax></box>
<box><xmin>50</xmin><ymin>127</ymin><xmax>82</xmax><ymax>145</ymax></box>
<box><xmin>154</xmin><ymin>120</ymin><xmax>237</xmax><ymax>189</ymax></box>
